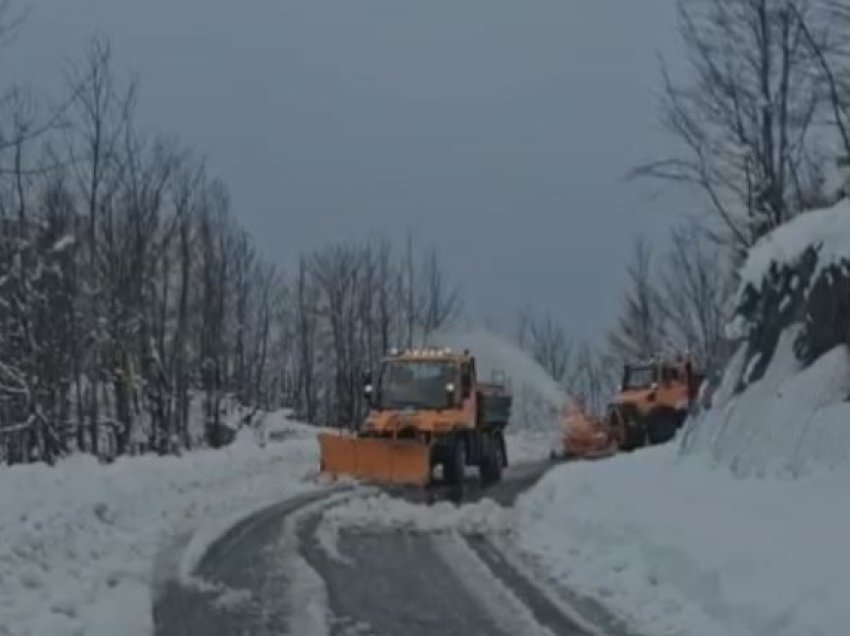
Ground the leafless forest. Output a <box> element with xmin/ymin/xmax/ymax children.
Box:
<box><xmin>521</xmin><ymin>0</ymin><xmax>850</xmax><ymax>408</ymax></box>
<box><xmin>0</xmin><ymin>28</ymin><xmax>461</xmax><ymax>463</ymax></box>
<box><xmin>1</xmin><ymin>0</ymin><xmax>849</xmax><ymax>464</ymax></box>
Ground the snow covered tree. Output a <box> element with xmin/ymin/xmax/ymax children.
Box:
<box><xmin>0</xmin><ymin>31</ymin><xmax>465</xmax><ymax>462</ymax></box>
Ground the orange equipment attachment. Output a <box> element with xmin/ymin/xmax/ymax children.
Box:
<box><xmin>560</xmin><ymin>354</ymin><xmax>704</xmax><ymax>457</ymax></box>
<box><xmin>318</xmin><ymin>432</ymin><xmax>432</xmax><ymax>487</ymax></box>
<box><xmin>560</xmin><ymin>398</ymin><xmax>618</xmax><ymax>460</ymax></box>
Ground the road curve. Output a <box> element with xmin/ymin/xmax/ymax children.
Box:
<box><xmin>153</xmin><ymin>461</ymin><xmax>633</xmax><ymax>636</ymax></box>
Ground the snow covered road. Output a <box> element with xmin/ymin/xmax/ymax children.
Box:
<box><xmin>154</xmin><ymin>461</ymin><xmax>631</xmax><ymax>636</ymax></box>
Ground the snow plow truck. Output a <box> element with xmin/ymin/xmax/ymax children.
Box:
<box><xmin>560</xmin><ymin>355</ymin><xmax>703</xmax><ymax>457</ymax></box>
<box><xmin>318</xmin><ymin>348</ymin><xmax>511</xmax><ymax>488</ymax></box>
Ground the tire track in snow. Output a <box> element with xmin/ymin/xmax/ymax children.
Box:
<box><xmin>155</xmin><ymin>461</ymin><xmax>631</xmax><ymax>636</ymax></box>
<box><xmin>153</xmin><ymin>487</ymin><xmax>355</xmax><ymax>636</ymax></box>
<box><xmin>431</xmin><ymin>533</ymin><xmax>555</xmax><ymax>636</ymax></box>
<box><xmin>301</xmin><ymin>461</ymin><xmax>610</xmax><ymax>636</ymax></box>
<box><xmin>299</xmin><ymin>505</ymin><xmax>507</xmax><ymax>636</ymax></box>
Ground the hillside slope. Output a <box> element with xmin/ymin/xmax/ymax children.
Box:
<box><xmin>513</xmin><ymin>199</ymin><xmax>850</xmax><ymax>636</ymax></box>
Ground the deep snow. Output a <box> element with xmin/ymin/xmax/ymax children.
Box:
<box><xmin>682</xmin><ymin>327</ymin><xmax>850</xmax><ymax>476</ymax></box>
<box><xmin>737</xmin><ymin>198</ymin><xmax>850</xmax><ymax>299</ymax></box>
<box><xmin>0</xmin><ymin>413</ymin><xmax>324</xmax><ymax>636</ymax></box>
<box><xmin>514</xmin><ymin>446</ymin><xmax>850</xmax><ymax>636</ymax></box>
<box><xmin>512</xmin><ymin>200</ymin><xmax>850</xmax><ymax>636</ymax></box>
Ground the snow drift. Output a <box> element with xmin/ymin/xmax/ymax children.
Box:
<box><xmin>322</xmin><ymin>492</ymin><xmax>512</xmax><ymax>536</ymax></box>
<box><xmin>515</xmin><ymin>447</ymin><xmax>850</xmax><ymax>636</ymax></box>
<box><xmin>0</xmin><ymin>413</ymin><xmax>322</xmax><ymax>636</ymax></box>
<box><xmin>681</xmin><ymin>328</ymin><xmax>850</xmax><ymax>476</ymax></box>
<box><xmin>737</xmin><ymin>198</ymin><xmax>850</xmax><ymax>297</ymax></box>
<box><xmin>688</xmin><ymin>199</ymin><xmax>850</xmax><ymax>474</ymax></box>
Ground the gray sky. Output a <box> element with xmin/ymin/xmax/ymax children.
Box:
<box><xmin>3</xmin><ymin>0</ymin><xmax>690</xmax><ymax>343</ymax></box>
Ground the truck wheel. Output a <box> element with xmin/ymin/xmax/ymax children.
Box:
<box><xmin>497</xmin><ymin>432</ymin><xmax>508</xmax><ymax>468</ymax></box>
<box><xmin>620</xmin><ymin>421</ymin><xmax>647</xmax><ymax>451</ymax></box>
<box><xmin>479</xmin><ymin>434</ymin><xmax>502</xmax><ymax>486</ymax></box>
<box><xmin>444</xmin><ymin>436</ymin><xmax>466</xmax><ymax>487</ymax></box>
<box><xmin>647</xmin><ymin>411</ymin><xmax>683</xmax><ymax>445</ymax></box>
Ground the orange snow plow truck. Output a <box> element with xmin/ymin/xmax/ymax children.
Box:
<box><xmin>562</xmin><ymin>355</ymin><xmax>703</xmax><ymax>457</ymax></box>
<box><xmin>318</xmin><ymin>348</ymin><xmax>511</xmax><ymax>488</ymax></box>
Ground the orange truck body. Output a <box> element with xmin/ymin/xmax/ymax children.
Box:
<box><xmin>561</xmin><ymin>355</ymin><xmax>703</xmax><ymax>457</ymax></box>
<box><xmin>318</xmin><ymin>348</ymin><xmax>511</xmax><ymax>488</ymax></box>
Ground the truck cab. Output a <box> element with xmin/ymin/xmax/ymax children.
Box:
<box><xmin>361</xmin><ymin>349</ymin><xmax>481</xmax><ymax>438</ymax></box>
<box><xmin>609</xmin><ymin>356</ymin><xmax>702</xmax><ymax>450</ymax></box>
<box><xmin>318</xmin><ymin>347</ymin><xmax>511</xmax><ymax>488</ymax></box>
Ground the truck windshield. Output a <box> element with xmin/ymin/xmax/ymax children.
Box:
<box><xmin>377</xmin><ymin>361</ymin><xmax>457</xmax><ymax>410</ymax></box>
<box><xmin>623</xmin><ymin>366</ymin><xmax>656</xmax><ymax>390</ymax></box>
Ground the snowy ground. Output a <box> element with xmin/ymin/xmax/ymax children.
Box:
<box><xmin>509</xmin><ymin>326</ymin><xmax>850</xmax><ymax>636</ymax></box>
<box><xmin>513</xmin><ymin>446</ymin><xmax>850</xmax><ymax>636</ymax></box>
<box><xmin>0</xmin><ymin>413</ymin><xmax>325</xmax><ymax>636</ymax></box>
<box><xmin>0</xmin><ymin>405</ymin><xmax>557</xmax><ymax>636</ymax></box>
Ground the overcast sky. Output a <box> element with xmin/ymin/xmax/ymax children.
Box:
<box><xmin>2</xmin><ymin>0</ymin><xmax>691</xmax><ymax>343</ymax></box>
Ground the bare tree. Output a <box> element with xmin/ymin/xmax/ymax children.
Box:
<box><xmin>518</xmin><ymin>310</ymin><xmax>574</xmax><ymax>383</ymax></box>
<box><xmin>567</xmin><ymin>343</ymin><xmax>619</xmax><ymax>414</ymax></box>
<box><xmin>295</xmin><ymin>256</ymin><xmax>318</xmax><ymax>423</ymax></box>
<box><xmin>311</xmin><ymin>244</ymin><xmax>364</xmax><ymax>425</ymax></box>
<box><xmin>656</xmin><ymin>223</ymin><xmax>735</xmax><ymax>375</ymax></box>
<box><xmin>63</xmin><ymin>36</ymin><xmax>137</xmax><ymax>455</ymax></box>
<box><xmin>608</xmin><ymin>240</ymin><xmax>666</xmax><ymax>362</ymax></box>
<box><xmin>0</xmin><ymin>1</ymin><xmax>25</xmax><ymax>49</ymax></box>
<box><xmin>418</xmin><ymin>247</ymin><xmax>461</xmax><ymax>342</ymax></box>
<box><xmin>404</xmin><ymin>232</ymin><xmax>415</xmax><ymax>348</ymax></box>
<box><xmin>634</xmin><ymin>0</ymin><xmax>831</xmax><ymax>248</ymax></box>
<box><xmin>0</xmin><ymin>34</ymin><xmax>318</xmax><ymax>463</ymax></box>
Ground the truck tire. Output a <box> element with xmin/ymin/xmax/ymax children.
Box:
<box><xmin>443</xmin><ymin>436</ymin><xmax>466</xmax><ymax>487</ymax></box>
<box><xmin>619</xmin><ymin>420</ymin><xmax>647</xmax><ymax>451</ymax></box>
<box><xmin>647</xmin><ymin>410</ymin><xmax>685</xmax><ymax>445</ymax></box>
<box><xmin>479</xmin><ymin>433</ymin><xmax>502</xmax><ymax>486</ymax></box>
<box><xmin>498</xmin><ymin>432</ymin><xmax>508</xmax><ymax>468</ymax></box>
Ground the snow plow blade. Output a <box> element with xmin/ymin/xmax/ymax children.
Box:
<box><xmin>318</xmin><ymin>433</ymin><xmax>432</xmax><ymax>487</ymax></box>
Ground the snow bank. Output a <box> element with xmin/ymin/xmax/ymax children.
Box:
<box><xmin>317</xmin><ymin>492</ymin><xmax>512</xmax><ymax>565</ymax></box>
<box><xmin>510</xmin><ymin>199</ymin><xmax>850</xmax><ymax>636</ymax></box>
<box><xmin>738</xmin><ymin>198</ymin><xmax>850</xmax><ymax>299</ymax></box>
<box><xmin>682</xmin><ymin>327</ymin><xmax>850</xmax><ymax>476</ymax></box>
<box><xmin>0</xmin><ymin>411</ymin><xmax>322</xmax><ymax>636</ymax></box>
<box><xmin>322</xmin><ymin>492</ymin><xmax>512</xmax><ymax>535</ymax></box>
<box><xmin>515</xmin><ymin>448</ymin><xmax>850</xmax><ymax>636</ymax></box>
